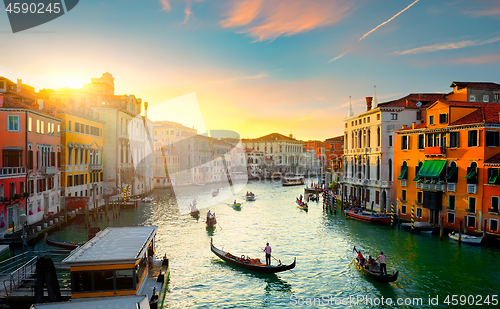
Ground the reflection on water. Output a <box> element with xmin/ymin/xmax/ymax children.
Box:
<box><xmin>33</xmin><ymin>180</ymin><xmax>500</xmax><ymax>308</ymax></box>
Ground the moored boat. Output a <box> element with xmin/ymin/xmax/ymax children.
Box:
<box><xmin>345</xmin><ymin>208</ymin><xmax>391</xmax><ymax>225</ymax></box>
<box><xmin>282</xmin><ymin>175</ymin><xmax>305</xmax><ymax>186</ymax></box>
<box><xmin>210</xmin><ymin>238</ymin><xmax>296</xmax><ymax>274</ymax></box>
<box><xmin>142</xmin><ymin>196</ymin><xmax>153</xmax><ymax>203</ymax></box>
<box><xmin>56</xmin><ymin>226</ymin><xmax>169</xmax><ymax>307</ymax></box>
<box><xmin>353</xmin><ymin>247</ymin><xmax>398</xmax><ymax>283</ymax></box>
<box><xmin>449</xmin><ymin>232</ymin><xmax>483</xmax><ymax>245</ymax></box>
<box><xmin>45</xmin><ymin>235</ymin><xmax>81</xmax><ymax>250</ymax></box>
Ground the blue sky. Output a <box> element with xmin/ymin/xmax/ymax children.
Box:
<box><xmin>1</xmin><ymin>0</ymin><xmax>500</xmax><ymax>140</ymax></box>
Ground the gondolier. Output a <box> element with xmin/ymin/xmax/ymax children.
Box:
<box><xmin>264</xmin><ymin>243</ymin><xmax>272</xmax><ymax>266</ymax></box>
<box><xmin>376</xmin><ymin>252</ymin><xmax>387</xmax><ymax>275</ymax></box>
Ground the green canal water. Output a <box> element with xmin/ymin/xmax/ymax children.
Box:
<box><xmin>27</xmin><ymin>180</ymin><xmax>500</xmax><ymax>308</ymax></box>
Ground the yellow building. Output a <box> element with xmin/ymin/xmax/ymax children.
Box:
<box><xmin>58</xmin><ymin>111</ymin><xmax>105</xmax><ymax>210</ymax></box>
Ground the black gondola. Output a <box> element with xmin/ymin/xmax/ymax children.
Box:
<box><xmin>210</xmin><ymin>238</ymin><xmax>296</xmax><ymax>274</ymax></box>
<box><xmin>353</xmin><ymin>247</ymin><xmax>398</xmax><ymax>283</ymax></box>
<box><xmin>45</xmin><ymin>236</ymin><xmax>81</xmax><ymax>250</ymax></box>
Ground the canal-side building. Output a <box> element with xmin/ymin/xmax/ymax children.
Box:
<box><xmin>394</xmin><ymin>100</ymin><xmax>500</xmax><ymax>236</ymax></box>
<box><xmin>242</xmin><ymin>133</ymin><xmax>303</xmax><ymax>175</ymax></box>
<box><xmin>211</xmin><ymin>139</ymin><xmax>234</xmax><ymax>183</ymax></box>
<box><xmin>303</xmin><ymin>140</ymin><xmax>326</xmax><ymax>175</ymax></box>
<box><xmin>342</xmin><ymin>94</ymin><xmax>444</xmax><ymax>212</ymax></box>
<box><xmin>153</xmin><ymin>143</ymin><xmax>179</xmax><ymax>189</ymax></box>
<box><xmin>244</xmin><ymin>148</ymin><xmax>264</xmax><ymax>178</ymax></box>
<box><xmin>57</xmin><ymin>111</ymin><xmax>105</xmax><ymax>211</ymax></box>
<box><xmin>445</xmin><ymin>81</ymin><xmax>500</xmax><ymax>103</ymax></box>
<box><xmin>324</xmin><ymin>135</ymin><xmax>344</xmax><ymax>175</ymax></box>
<box><xmin>0</xmin><ymin>77</ymin><xmax>62</xmax><ymax>228</ymax></box>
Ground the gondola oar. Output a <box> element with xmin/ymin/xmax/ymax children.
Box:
<box><xmin>262</xmin><ymin>248</ymin><xmax>296</xmax><ymax>275</ymax></box>
<box><xmin>214</xmin><ymin>213</ymin><xmax>223</xmax><ymax>229</ymax></box>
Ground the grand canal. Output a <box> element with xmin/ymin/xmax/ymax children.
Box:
<box><xmin>29</xmin><ymin>180</ymin><xmax>500</xmax><ymax>308</ymax></box>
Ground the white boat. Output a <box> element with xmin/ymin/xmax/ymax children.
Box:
<box><xmin>245</xmin><ymin>193</ymin><xmax>255</xmax><ymax>201</ymax></box>
<box><xmin>142</xmin><ymin>197</ymin><xmax>153</xmax><ymax>203</ymax></box>
<box><xmin>46</xmin><ymin>226</ymin><xmax>170</xmax><ymax>308</ymax></box>
<box><xmin>449</xmin><ymin>232</ymin><xmax>483</xmax><ymax>245</ymax></box>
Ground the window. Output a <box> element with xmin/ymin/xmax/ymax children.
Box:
<box><xmin>375</xmin><ymin>191</ymin><xmax>380</xmax><ymax>204</ymax></box>
<box><xmin>57</xmin><ymin>124</ymin><xmax>60</xmax><ymax>136</ymax></box>
<box><xmin>467</xmin><ymin>216</ymin><xmax>476</xmax><ymax>228</ymax></box>
<box><xmin>449</xmin><ymin>132</ymin><xmax>459</xmax><ymax>148</ymax></box>
<box><xmin>389</xmin><ymin>135</ymin><xmax>393</xmax><ymax>147</ymax></box>
<box><xmin>401</xmin><ymin>136</ymin><xmax>409</xmax><ymax>150</ymax></box>
<box><xmin>28</xmin><ymin>116</ymin><xmax>32</xmax><ymax>132</ymax></box>
<box><xmin>391</xmin><ymin>113</ymin><xmax>398</xmax><ymax>120</ymax></box>
<box><xmin>40</xmin><ymin>120</ymin><xmax>44</xmax><ymax>134</ymax></box>
<box><xmin>447</xmin><ymin>212</ymin><xmax>455</xmax><ymax>224</ymax></box>
<box><xmin>427</xmin><ymin>134</ymin><xmax>434</xmax><ymax>147</ymax></box>
<box><xmin>86</xmin><ymin>124</ymin><xmax>89</xmax><ymax>134</ymax></box>
<box><xmin>416</xmin><ymin>207</ymin><xmax>422</xmax><ymax>218</ymax></box>
<box><xmin>491</xmin><ymin>196</ymin><xmax>499</xmax><ymax>212</ymax></box>
<box><xmin>416</xmin><ymin>134</ymin><xmax>424</xmax><ymax>149</ymax></box>
<box><xmin>487</xmin><ymin>168</ymin><xmax>499</xmax><ymax>185</ymax></box>
<box><xmin>439</xmin><ymin>113</ymin><xmax>448</xmax><ymax>124</ymax></box>
<box><xmin>75</xmin><ymin>122</ymin><xmax>80</xmax><ymax>133</ymax></box>
<box><xmin>468</xmin><ymin>197</ymin><xmax>476</xmax><ymax>213</ymax></box>
<box><xmin>69</xmin><ymin>120</ymin><xmax>72</xmax><ymax>131</ymax></box>
<box><xmin>401</xmin><ymin>205</ymin><xmax>407</xmax><ymax>215</ymax></box>
<box><xmin>448</xmin><ymin>195</ymin><xmax>455</xmax><ymax>210</ymax></box>
<box><xmin>377</xmin><ymin>114</ymin><xmax>380</xmax><ymax>121</ymax></box>
<box><xmin>483</xmin><ymin>95</ymin><xmax>489</xmax><ymax>102</ymax></box>
<box><xmin>470</xmin><ymin>95</ymin><xmax>476</xmax><ymax>102</ymax></box>
<box><xmin>429</xmin><ymin>115</ymin><xmax>434</xmax><ymax>125</ymax></box>
<box><xmin>417</xmin><ymin>191</ymin><xmax>423</xmax><ymax>205</ymax></box>
<box><xmin>468</xmin><ymin>130</ymin><xmax>478</xmax><ymax>147</ymax></box>
<box><xmin>486</xmin><ymin>131</ymin><xmax>499</xmax><ymax>147</ymax></box>
<box><xmin>401</xmin><ymin>190</ymin><xmax>407</xmax><ymax>202</ymax></box>
<box><xmin>485</xmin><ymin>221</ymin><xmax>498</xmax><ymax>236</ymax></box>
<box><xmin>8</xmin><ymin>115</ymin><xmax>19</xmax><ymax>131</ymax></box>
<box><xmin>495</xmin><ymin>94</ymin><xmax>500</xmax><ymax>101</ymax></box>
<box><xmin>367</xmin><ymin>117</ymin><xmax>370</xmax><ymax>123</ymax></box>
<box><xmin>36</xmin><ymin>119</ymin><xmax>40</xmax><ymax>133</ymax></box>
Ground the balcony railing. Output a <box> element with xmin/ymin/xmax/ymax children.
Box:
<box><xmin>0</xmin><ymin>166</ymin><xmax>26</xmax><ymax>177</ymax></box>
<box><xmin>467</xmin><ymin>184</ymin><xmax>477</xmax><ymax>194</ymax></box>
<box><xmin>42</xmin><ymin>166</ymin><xmax>56</xmax><ymax>175</ymax></box>
<box><xmin>89</xmin><ymin>164</ymin><xmax>103</xmax><ymax>171</ymax></box>
<box><xmin>416</xmin><ymin>182</ymin><xmax>422</xmax><ymax>189</ymax></box>
<box><xmin>401</xmin><ymin>179</ymin><xmax>407</xmax><ymax>187</ymax></box>
<box><xmin>447</xmin><ymin>183</ymin><xmax>456</xmax><ymax>192</ymax></box>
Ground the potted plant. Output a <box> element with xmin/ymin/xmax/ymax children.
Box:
<box><xmin>23</xmin><ymin>192</ymin><xmax>30</xmax><ymax>198</ymax></box>
<box><xmin>465</xmin><ymin>208</ymin><xmax>472</xmax><ymax>212</ymax></box>
<box><xmin>430</xmin><ymin>179</ymin><xmax>436</xmax><ymax>184</ymax></box>
<box><xmin>438</xmin><ymin>180</ymin><xmax>444</xmax><ymax>184</ymax></box>
<box><xmin>14</xmin><ymin>194</ymin><xmax>21</xmax><ymax>200</ymax></box>
<box><xmin>446</xmin><ymin>205</ymin><xmax>454</xmax><ymax>210</ymax></box>
<box><xmin>489</xmin><ymin>208</ymin><xmax>497</xmax><ymax>213</ymax></box>
<box><xmin>417</xmin><ymin>179</ymin><xmax>423</xmax><ymax>183</ymax></box>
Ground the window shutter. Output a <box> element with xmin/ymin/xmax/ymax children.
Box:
<box><xmin>477</xmin><ymin>130</ymin><xmax>480</xmax><ymax>146</ymax></box>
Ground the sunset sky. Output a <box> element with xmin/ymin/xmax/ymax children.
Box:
<box><xmin>2</xmin><ymin>0</ymin><xmax>500</xmax><ymax>141</ymax></box>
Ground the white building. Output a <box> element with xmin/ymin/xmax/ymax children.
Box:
<box><xmin>242</xmin><ymin>133</ymin><xmax>303</xmax><ymax>174</ymax></box>
<box><xmin>341</xmin><ymin>94</ymin><xmax>444</xmax><ymax>212</ymax></box>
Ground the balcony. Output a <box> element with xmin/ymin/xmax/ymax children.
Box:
<box><xmin>447</xmin><ymin>183</ymin><xmax>456</xmax><ymax>192</ymax></box>
<box><xmin>401</xmin><ymin>179</ymin><xmax>407</xmax><ymax>187</ymax></box>
<box><xmin>41</xmin><ymin>166</ymin><xmax>56</xmax><ymax>175</ymax></box>
<box><xmin>467</xmin><ymin>184</ymin><xmax>477</xmax><ymax>194</ymax></box>
<box><xmin>425</xmin><ymin>146</ymin><xmax>446</xmax><ymax>156</ymax></box>
<box><xmin>0</xmin><ymin>166</ymin><xmax>26</xmax><ymax>178</ymax></box>
<box><xmin>416</xmin><ymin>182</ymin><xmax>422</xmax><ymax>189</ymax></box>
<box><xmin>89</xmin><ymin>164</ymin><xmax>103</xmax><ymax>171</ymax></box>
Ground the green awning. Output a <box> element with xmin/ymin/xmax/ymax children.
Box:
<box><xmin>488</xmin><ymin>169</ymin><xmax>498</xmax><ymax>184</ymax></box>
<box><xmin>398</xmin><ymin>166</ymin><xmax>408</xmax><ymax>180</ymax></box>
<box><xmin>465</xmin><ymin>168</ymin><xmax>477</xmax><ymax>179</ymax></box>
<box><xmin>414</xmin><ymin>160</ymin><xmax>447</xmax><ymax>179</ymax></box>
<box><xmin>446</xmin><ymin>166</ymin><xmax>457</xmax><ymax>179</ymax></box>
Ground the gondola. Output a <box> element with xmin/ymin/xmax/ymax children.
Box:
<box><xmin>206</xmin><ymin>216</ymin><xmax>217</xmax><ymax>228</ymax></box>
<box><xmin>210</xmin><ymin>238</ymin><xmax>296</xmax><ymax>274</ymax></box>
<box><xmin>353</xmin><ymin>247</ymin><xmax>398</xmax><ymax>283</ymax></box>
<box><xmin>212</xmin><ymin>189</ymin><xmax>219</xmax><ymax>197</ymax></box>
<box><xmin>233</xmin><ymin>203</ymin><xmax>242</xmax><ymax>210</ymax></box>
<box><xmin>45</xmin><ymin>234</ymin><xmax>81</xmax><ymax>250</ymax></box>
<box><xmin>296</xmin><ymin>200</ymin><xmax>308</xmax><ymax>210</ymax></box>
<box><xmin>345</xmin><ymin>208</ymin><xmax>391</xmax><ymax>225</ymax></box>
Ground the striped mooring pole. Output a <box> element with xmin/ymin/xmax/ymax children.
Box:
<box><xmin>127</xmin><ymin>186</ymin><xmax>131</xmax><ymax>202</ymax></box>
<box><xmin>323</xmin><ymin>190</ymin><xmax>326</xmax><ymax>209</ymax></box>
<box><xmin>390</xmin><ymin>202</ymin><xmax>395</xmax><ymax>227</ymax></box>
<box><xmin>123</xmin><ymin>187</ymin><xmax>126</xmax><ymax>203</ymax></box>
<box><xmin>411</xmin><ymin>204</ymin><xmax>415</xmax><ymax>232</ymax></box>
<box><xmin>333</xmin><ymin>192</ymin><xmax>337</xmax><ymax>213</ymax></box>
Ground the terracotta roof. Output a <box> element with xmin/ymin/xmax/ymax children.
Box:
<box><xmin>378</xmin><ymin>93</ymin><xmax>445</xmax><ymax>109</ymax></box>
<box><xmin>324</xmin><ymin>136</ymin><xmax>344</xmax><ymax>142</ymax></box>
<box><xmin>242</xmin><ymin>133</ymin><xmax>300</xmax><ymax>142</ymax></box>
<box><xmin>244</xmin><ymin>148</ymin><xmax>262</xmax><ymax>153</ymax></box>
<box><xmin>450</xmin><ymin>81</ymin><xmax>500</xmax><ymax>90</ymax></box>
<box><xmin>1</xmin><ymin>96</ymin><xmax>59</xmax><ymax>118</ymax></box>
<box><xmin>484</xmin><ymin>153</ymin><xmax>500</xmax><ymax>165</ymax></box>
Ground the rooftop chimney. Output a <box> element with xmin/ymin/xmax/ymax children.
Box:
<box><xmin>366</xmin><ymin>97</ymin><xmax>373</xmax><ymax>111</ymax></box>
<box><xmin>17</xmin><ymin>79</ymin><xmax>22</xmax><ymax>93</ymax></box>
<box><xmin>144</xmin><ymin>102</ymin><xmax>148</xmax><ymax>119</ymax></box>
<box><xmin>37</xmin><ymin>99</ymin><xmax>44</xmax><ymax>110</ymax></box>
<box><xmin>412</xmin><ymin>122</ymin><xmax>416</xmax><ymax>129</ymax></box>
<box><xmin>289</xmin><ymin>134</ymin><xmax>293</xmax><ymax>138</ymax></box>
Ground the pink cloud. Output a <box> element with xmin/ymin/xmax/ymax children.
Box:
<box><xmin>182</xmin><ymin>5</ymin><xmax>192</xmax><ymax>24</ymax></box>
<box><xmin>463</xmin><ymin>1</ymin><xmax>500</xmax><ymax>17</ymax></box>
<box><xmin>160</xmin><ymin>0</ymin><xmax>171</xmax><ymax>12</ymax></box>
<box><xmin>451</xmin><ymin>54</ymin><xmax>500</xmax><ymax>64</ymax></box>
<box><xmin>220</xmin><ymin>0</ymin><xmax>353</xmax><ymax>41</ymax></box>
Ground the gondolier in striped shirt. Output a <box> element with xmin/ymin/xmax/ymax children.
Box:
<box><xmin>264</xmin><ymin>243</ymin><xmax>272</xmax><ymax>266</ymax></box>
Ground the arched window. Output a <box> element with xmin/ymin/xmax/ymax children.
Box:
<box><xmin>448</xmin><ymin>161</ymin><xmax>458</xmax><ymax>183</ymax></box>
<box><xmin>377</xmin><ymin>157</ymin><xmax>380</xmax><ymax>180</ymax></box>
<box><xmin>366</xmin><ymin>157</ymin><xmax>370</xmax><ymax>179</ymax></box>
<box><xmin>0</xmin><ymin>184</ymin><xmax>4</xmax><ymax>200</ymax></box>
<box><xmin>377</xmin><ymin>127</ymin><xmax>381</xmax><ymax>147</ymax></box>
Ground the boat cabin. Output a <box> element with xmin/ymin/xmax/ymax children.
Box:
<box><xmin>62</xmin><ymin>226</ymin><xmax>161</xmax><ymax>300</ymax></box>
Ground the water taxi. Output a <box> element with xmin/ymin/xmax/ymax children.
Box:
<box><xmin>282</xmin><ymin>175</ymin><xmax>305</xmax><ymax>186</ymax></box>
<box><xmin>32</xmin><ymin>226</ymin><xmax>169</xmax><ymax>308</ymax></box>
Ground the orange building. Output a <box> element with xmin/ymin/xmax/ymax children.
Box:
<box><xmin>394</xmin><ymin>99</ymin><xmax>500</xmax><ymax>236</ymax></box>
<box><xmin>324</xmin><ymin>135</ymin><xmax>344</xmax><ymax>173</ymax></box>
